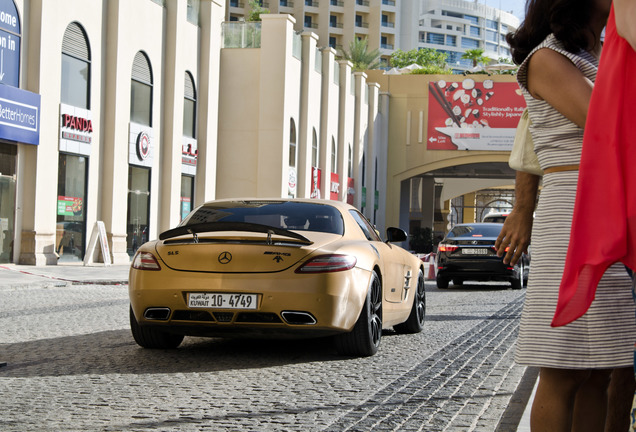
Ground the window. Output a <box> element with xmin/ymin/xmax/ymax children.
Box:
<box><xmin>331</xmin><ymin>138</ymin><xmax>337</xmax><ymax>172</ymax></box>
<box><xmin>56</xmin><ymin>154</ymin><xmax>88</xmax><ymax>262</ymax></box>
<box><xmin>461</xmin><ymin>38</ymin><xmax>480</xmax><ymax>49</ymax></box>
<box><xmin>131</xmin><ymin>52</ymin><xmax>153</xmax><ymax>126</ymax></box>
<box><xmin>329</xmin><ymin>36</ymin><xmax>336</xmax><ymax>48</ymax></box>
<box><xmin>187</xmin><ymin>0</ymin><xmax>200</xmax><ymax>25</ymax></box>
<box><xmin>127</xmin><ymin>166</ymin><xmax>151</xmax><ymax>256</ymax></box>
<box><xmin>312</xmin><ymin>129</ymin><xmax>318</xmax><ymax>167</ymax></box>
<box><xmin>464</xmin><ymin>14</ymin><xmax>479</xmax><ymax>25</ymax></box>
<box><xmin>180</xmin><ymin>175</ymin><xmax>194</xmax><ymax>221</ymax></box>
<box><xmin>289</xmin><ymin>119</ymin><xmax>297</xmax><ymax>168</ymax></box>
<box><xmin>486</xmin><ymin>19</ymin><xmax>498</xmax><ymax>30</ymax></box>
<box><xmin>347</xmin><ymin>144</ymin><xmax>353</xmax><ymax>178</ymax></box>
<box><xmin>486</xmin><ymin>30</ymin><xmax>498</xmax><ymax>42</ymax></box>
<box><xmin>469</xmin><ymin>26</ymin><xmax>480</xmax><ymax>37</ymax></box>
<box><xmin>446</xmin><ymin>35</ymin><xmax>456</xmax><ymax>46</ymax></box>
<box><xmin>183</xmin><ymin>72</ymin><xmax>196</xmax><ymax>138</ymax></box>
<box><xmin>350</xmin><ymin>210</ymin><xmax>381</xmax><ymax>241</ymax></box>
<box><xmin>426</xmin><ymin>33</ymin><xmax>444</xmax><ymax>45</ymax></box>
<box><xmin>61</xmin><ymin>22</ymin><xmax>90</xmax><ymax>109</ymax></box>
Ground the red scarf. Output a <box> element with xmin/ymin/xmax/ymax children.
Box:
<box><xmin>553</xmin><ymin>6</ymin><xmax>636</xmax><ymax>327</ymax></box>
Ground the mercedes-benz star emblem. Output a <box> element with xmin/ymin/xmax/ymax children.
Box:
<box><xmin>218</xmin><ymin>252</ymin><xmax>232</xmax><ymax>264</ymax></box>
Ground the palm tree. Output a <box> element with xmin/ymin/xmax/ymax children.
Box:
<box><xmin>462</xmin><ymin>48</ymin><xmax>488</xmax><ymax>68</ymax></box>
<box><xmin>339</xmin><ymin>38</ymin><xmax>382</xmax><ymax>72</ymax></box>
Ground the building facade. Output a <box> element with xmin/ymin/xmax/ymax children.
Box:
<box><xmin>0</xmin><ymin>0</ymin><xmax>386</xmax><ymax>266</ymax></box>
<box><xmin>226</xmin><ymin>0</ymin><xmax>519</xmax><ymax>71</ymax></box>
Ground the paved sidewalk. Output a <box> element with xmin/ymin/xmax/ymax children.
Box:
<box><xmin>0</xmin><ymin>262</ymin><xmax>130</xmax><ymax>288</ymax></box>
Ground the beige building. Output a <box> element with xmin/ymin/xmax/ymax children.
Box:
<box><xmin>0</xmin><ymin>1</ymin><xmax>387</xmax><ymax>266</ymax></box>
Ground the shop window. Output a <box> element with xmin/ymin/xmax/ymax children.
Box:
<box><xmin>183</xmin><ymin>71</ymin><xmax>196</xmax><ymax>138</ymax></box>
<box><xmin>180</xmin><ymin>175</ymin><xmax>194</xmax><ymax>221</ymax></box>
<box><xmin>56</xmin><ymin>154</ymin><xmax>88</xmax><ymax>262</ymax></box>
<box><xmin>61</xmin><ymin>22</ymin><xmax>91</xmax><ymax>109</ymax></box>
<box><xmin>131</xmin><ymin>51</ymin><xmax>153</xmax><ymax>126</ymax></box>
<box><xmin>127</xmin><ymin>166</ymin><xmax>151</xmax><ymax>256</ymax></box>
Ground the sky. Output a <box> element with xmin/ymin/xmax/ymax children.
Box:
<box><xmin>481</xmin><ymin>0</ymin><xmax>526</xmax><ymax>21</ymax></box>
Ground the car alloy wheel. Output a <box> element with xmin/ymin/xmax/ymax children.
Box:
<box><xmin>394</xmin><ymin>270</ymin><xmax>426</xmax><ymax>334</ymax></box>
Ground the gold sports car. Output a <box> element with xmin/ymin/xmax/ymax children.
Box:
<box><xmin>129</xmin><ymin>199</ymin><xmax>426</xmax><ymax>357</ymax></box>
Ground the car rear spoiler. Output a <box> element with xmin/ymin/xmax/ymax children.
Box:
<box><xmin>159</xmin><ymin>221</ymin><xmax>313</xmax><ymax>245</ymax></box>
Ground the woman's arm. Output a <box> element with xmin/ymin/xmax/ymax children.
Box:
<box><xmin>614</xmin><ymin>0</ymin><xmax>636</xmax><ymax>51</ymax></box>
<box><xmin>495</xmin><ymin>171</ymin><xmax>540</xmax><ymax>265</ymax></box>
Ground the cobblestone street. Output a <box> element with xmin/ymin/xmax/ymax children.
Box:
<box><xmin>0</xmin><ymin>274</ymin><xmax>530</xmax><ymax>432</ymax></box>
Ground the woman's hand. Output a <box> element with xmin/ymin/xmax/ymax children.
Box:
<box><xmin>495</xmin><ymin>172</ymin><xmax>540</xmax><ymax>265</ymax></box>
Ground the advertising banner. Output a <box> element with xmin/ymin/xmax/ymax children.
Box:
<box><xmin>346</xmin><ymin>178</ymin><xmax>355</xmax><ymax>205</ymax></box>
<box><xmin>427</xmin><ymin>78</ymin><xmax>526</xmax><ymax>151</ymax></box>
<box><xmin>330</xmin><ymin>173</ymin><xmax>340</xmax><ymax>201</ymax></box>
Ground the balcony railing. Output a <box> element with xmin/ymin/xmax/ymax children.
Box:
<box><xmin>229</xmin><ymin>1</ymin><xmax>244</xmax><ymax>7</ymax></box>
<box><xmin>329</xmin><ymin>22</ymin><xmax>343</xmax><ymax>28</ymax></box>
<box><xmin>381</xmin><ymin>43</ymin><xmax>394</xmax><ymax>50</ymax></box>
<box><xmin>382</xmin><ymin>0</ymin><xmax>396</xmax><ymax>6</ymax></box>
<box><xmin>222</xmin><ymin>22</ymin><xmax>262</xmax><ymax>48</ymax></box>
<box><xmin>305</xmin><ymin>0</ymin><xmax>319</xmax><ymax>6</ymax></box>
<box><xmin>280</xmin><ymin>0</ymin><xmax>294</xmax><ymax>6</ymax></box>
<box><xmin>381</xmin><ymin>21</ymin><xmax>395</xmax><ymax>28</ymax></box>
<box><xmin>356</xmin><ymin>0</ymin><xmax>370</xmax><ymax>6</ymax></box>
<box><xmin>355</xmin><ymin>21</ymin><xmax>369</xmax><ymax>28</ymax></box>
<box><xmin>330</xmin><ymin>0</ymin><xmax>344</xmax><ymax>6</ymax></box>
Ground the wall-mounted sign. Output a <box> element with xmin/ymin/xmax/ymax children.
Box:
<box><xmin>182</xmin><ymin>138</ymin><xmax>197</xmax><ymax>175</ymax></box>
<box><xmin>0</xmin><ymin>84</ymin><xmax>39</xmax><ymax>145</ymax></box>
<box><xmin>0</xmin><ymin>0</ymin><xmax>21</xmax><ymax>87</ymax></box>
<box><xmin>59</xmin><ymin>104</ymin><xmax>93</xmax><ymax>155</ymax></box>
<box><xmin>136</xmin><ymin>131</ymin><xmax>150</xmax><ymax>160</ymax></box>
<box><xmin>346</xmin><ymin>178</ymin><xmax>355</xmax><ymax>205</ymax></box>
<box><xmin>288</xmin><ymin>167</ymin><xmax>297</xmax><ymax>197</ymax></box>
<box><xmin>427</xmin><ymin>79</ymin><xmax>526</xmax><ymax>151</ymax></box>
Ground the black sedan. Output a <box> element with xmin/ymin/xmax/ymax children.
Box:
<box><xmin>435</xmin><ymin>223</ymin><xmax>528</xmax><ymax>289</ymax></box>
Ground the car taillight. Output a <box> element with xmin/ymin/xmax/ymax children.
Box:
<box><xmin>295</xmin><ymin>254</ymin><xmax>357</xmax><ymax>273</ymax></box>
<box><xmin>132</xmin><ymin>252</ymin><xmax>162</xmax><ymax>270</ymax></box>
<box><xmin>438</xmin><ymin>244</ymin><xmax>458</xmax><ymax>253</ymax></box>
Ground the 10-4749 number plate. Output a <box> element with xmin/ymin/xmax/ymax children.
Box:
<box><xmin>188</xmin><ymin>293</ymin><xmax>258</xmax><ymax>310</ymax></box>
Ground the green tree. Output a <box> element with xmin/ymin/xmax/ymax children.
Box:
<box><xmin>409</xmin><ymin>227</ymin><xmax>434</xmax><ymax>253</ymax></box>
<box><xmin>339</xmin><ymin>38</ymin><xmax>382</xmax><ymax>71</ymax></box>
<box><xmin>462</xmin><ymin>48</ymin><xmax>488</xmax><ymax>68</ymax></box>
<box><xmin>390</xmin><ymin>48</ymin><xmax>451</xmax><ymax>74</ymax></box>
<box><xmin>247</xmin><ymin>0</ymin><xmax>269</xmax><ymax>21</ymax></box>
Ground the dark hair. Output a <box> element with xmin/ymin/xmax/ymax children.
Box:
<box><xmin>506</xmin><ymin>0</ymin><xmax>595</xmax><ymax>65</ymax></box>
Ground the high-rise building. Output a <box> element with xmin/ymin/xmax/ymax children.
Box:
<box><xmin>226</xmin><ymin>0</ymin><xmax>519</xmax><ymax>71</ymax></box>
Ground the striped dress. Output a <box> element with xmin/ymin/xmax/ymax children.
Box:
<box><xmin>514</xmin><ymin>34</ymin><xmax>636</xmax><ymax>369</ymax></box>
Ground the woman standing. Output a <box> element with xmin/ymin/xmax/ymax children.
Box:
<box><xmin>496</xmin><ymin>0</ymin><xmax>636</xmax><ymax>430</ymax></box>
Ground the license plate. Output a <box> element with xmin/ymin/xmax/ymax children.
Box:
<box><xmin>462</xmin><ymin>248</ymin><xmax>488</xmax><ymax>255</ymax></box>
<box><xmin>188</xmin><ymin>293</ymin><xmax>258</xmax><ymax>310</ymax></box>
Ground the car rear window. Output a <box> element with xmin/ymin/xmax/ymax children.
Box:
<box><xmin>447</xmin><ymin>224</ymin><xmax>503</xmax><ymax>238</ymax></box>
<box><xmin>181</xmin><ymin>201</ymin><xmax>344</xmax><ymax>235</ymax></box>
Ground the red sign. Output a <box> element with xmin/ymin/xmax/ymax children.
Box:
<box><xmin>330</xmin><ymin>173</ymin><xmax>340</xmax><ymax>201</ymax></box>
<box><xmin>62</xmin><ymin>114</ymin><xmax>93</xmax><ymax>133</ymax></box>
<box><xmin>427</xmin><ymin>79</ymin><xmax>526</xmax><ymax>151</ymax></box>
<box><xmin>346</xmin><ymin>178</ymin><xmax>355</xmax><ymax>204</ymax></box>
<box><xmin>310</xmin><ymin>167</ymin><xmax>322</xmax><ymax>199</ymax></box>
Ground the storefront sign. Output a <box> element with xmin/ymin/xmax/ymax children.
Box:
<box><xmin>59</xmin><ymin>104</ymin><xmax>92</xmax><ymax>148</ymax></box>
<box><xmin>0</xmin><ymin>84</ymin><xmax>39</xmax><ymax>145</ymax></box>
<box><xmin>136</xmin><ymin>131</ymin><xmax>150</xmax><ymax>160</ymax></box>
<box><xmin>330</xmin><ymin>173</ymin><xmax>340</xmax><ymax>201</ymax></box>
<box><xmin>182</xmin><ymin>141</ymin><xmax>197</xmax><ymax>166</ymax></box>
<box><xmin>310</xmin><ymin>167</ymin><xmax>321</xmax><ymax>199</ymax></box>
<box><xmin>0</xmin><ymin>0</ymin><xmax>21</xmax><ymax>87</ymax></box>
<box><xmin>427</xmin><ymin>79</ymin><xmax>526</xmax><ymax>151</ymax></box>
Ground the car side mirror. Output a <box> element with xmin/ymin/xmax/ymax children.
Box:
<box><xmin>386</xmin><ymin>227</ymin><xmax>407</xmax><ymax>243</ymax></box>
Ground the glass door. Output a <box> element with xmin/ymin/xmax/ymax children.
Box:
<box><xmin>56</xmin><ymin>154</ymin><xmax>88</xmax><ymax>262</ymax></box>
<box><xmin>127</xmin><ymin>166</ymin><xmax>151</xmax><ymax>257</ymax></box>
<box><xmin>0</xmin><ymin>143</ymin><xmax>17</xmax><ymax>263</ymax></box>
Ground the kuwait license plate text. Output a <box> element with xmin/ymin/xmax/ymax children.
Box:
<box><xmin>188</xmin><ymin>293</ymin><xmax>258</xmax><ymax>309</ymax></box>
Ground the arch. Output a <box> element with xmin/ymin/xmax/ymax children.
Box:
<box><xmin>183</xmin><ymin>71</ymin><xmax>197</xmax><ymax>138</ymax></box>
<box><xmin>130</xmin><ymin>51</ymin><xmax>153</xmax><ymax>126</ymax></box>
<box><xmin>61</xmin><ymin>22</ymin><xmax>91</xmax><ymax>109</ymax></box>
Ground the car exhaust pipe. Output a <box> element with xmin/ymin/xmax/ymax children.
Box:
<box><xmin>144</xmin><ymin>307</ymin><xmax>171</xmax><ymax>320</ymax></box>
<box><xmin>281</xmin><ymin>311</ymin><xmax>317</xmax><ymax>325</ymax></box>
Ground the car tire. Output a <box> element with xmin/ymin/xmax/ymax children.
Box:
<box><xmin>334</xmin><ymin>270</ymin><xmax>382</xmax><ymax>357</ymax></box>
<box><xmin>130</xmin><ymin>306</ymin><xmax>184</xmax><ymax>349</ymax></box>
<box><xmin>522</xmin><ymin>258</ymin><xmax>529</xmax><ymax>287</ymax></box>
<box><xmin>394</xmin><ymin>270</ymin><xmax>426</xmax><ymax>334</ymax></box>
<box><xmin>436</xmin><ymin>275</ymin><xmax>449</xmax><ymax>289</ymax></box>
<box><xmin>511</xmin><ymin>262</ymin><xmax>523</xmax><ymax>290</ymax></box>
